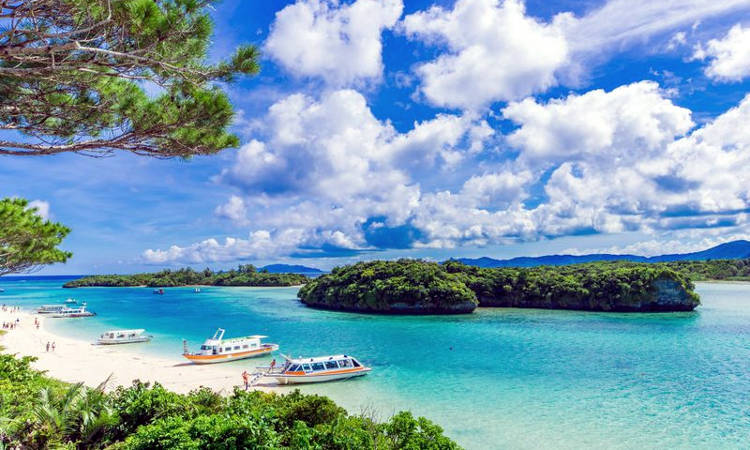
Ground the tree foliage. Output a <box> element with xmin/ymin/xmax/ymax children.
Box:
<box><xmin>63</xmin><ymin>265</ymin><xmax>309</xmax><ymax>288</ymax></box>
<box><xmin>299</xmin><ymin>259</ymin><xmax>701</xmax><ymax>314</ymax></box>
<box><xmin>0</xmin><ymin>198</ymin><xmax>71</xmax><ymax>276</ymax></box>
<box><xmin>0</xmin><ymin>354</ymin><xmax>461</xmax><ymax>449</ymax></box>
<box><xmin>0</xmin><ymin>0</ymin><xmax>259</xmax><ymax>157</ymax></box>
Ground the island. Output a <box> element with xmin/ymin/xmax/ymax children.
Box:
<box><xmin>63</xmin><ymin>265</ymin><xmax>309</xmax><ymax>288</ymax></box>
<box><xmin>298</xmin><ymin>259</ymin><xmax>701</xmax><ymax>314</ymax></box>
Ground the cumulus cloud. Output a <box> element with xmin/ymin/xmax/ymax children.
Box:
<box><xmin>692</xmin><ymin>24</ymin><xmax>750</xmax><ymax>82</ymax></box>
<box><xmin>401</xmin><ymin>0</ymin><xmax>569</xmax><ymax>110</ymax></box>
<box><xmin>400</xmin><ymin>0</ymin><xmax>750</xmax><ymax>110</ymax></box>
<box><xmin>265</xmin><ymin>0</ymin><xmax>403</xmax><ymax>86</ymax></box>
<box><xmin>27</xmin><ymin>200</ymin><xmax>50</xmax><ymax>220</ymax></box>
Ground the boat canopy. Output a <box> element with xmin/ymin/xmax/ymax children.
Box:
<box><xmin>102</xmin><ymin>329</ymin><xmax>145</xmax><ymax>335</ymax></box>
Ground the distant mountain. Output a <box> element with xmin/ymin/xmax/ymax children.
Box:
<box><xmin>260</xmin><ymin>264</ymin><xmax>323</xmax><ymax>274</ymax></box>
<box><xmin>455</xmin><ymin>240</ymin><xmax>750</xmax><ymax>268</ymax></box>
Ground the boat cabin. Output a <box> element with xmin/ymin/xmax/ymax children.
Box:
<box><xmin>283</xmin><ymin>355</ymin><xmax>363</xmax><ymax>375</ymax></box>
<box><xmin>100</xmin><ymin>329</ymin><xmax>145</xmax><ymax>340</ymax></box>
<box><xmin>37</xmin><ymin>305</ymin><xmax>66</xmax><ymax>314</ymax></box>
<box><xmin>194</xmin><ymin>328</ymin><xmax>268</xmax><ymax>356</ymax></box>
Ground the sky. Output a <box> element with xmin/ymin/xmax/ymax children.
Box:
<box><xmin>4</xmin><ymin>0</ymin><xmax>750</xmax><ymax>274</ymax></box>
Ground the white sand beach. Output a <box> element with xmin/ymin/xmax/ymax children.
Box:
<box><xmin>0</xmin><ymin>308</ymin><xmax>277</xmax><ymax>394</ymax></box>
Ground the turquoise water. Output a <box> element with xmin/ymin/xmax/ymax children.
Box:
<box><xmin>1</xmin><ymin>277</ymin><xmax>749</xmax><ymax>449</ymax></box>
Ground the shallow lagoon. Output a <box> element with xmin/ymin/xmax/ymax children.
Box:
<box><xmin>2</xmin><ymin>277</ymin><xmax>749</xmax><ymax>449</ymax></box>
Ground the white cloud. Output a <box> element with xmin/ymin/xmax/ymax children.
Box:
<box><xmin>692</xmin><ymin>24</ymin><xmax>750</xmax><ymax>82</ymax></box>
<box><xmin>401</xmin><ymin>0</ymin><xmax>569</xmax><ymax>110</ymax></box>
<box><xmin>214</xmin><ymin>195</ymin><xmax>249</xmax><ymax>225</ymax></box>
<box><xmin>265</xmin><ymin>0</ymin><xmax>403</xmax><ymax>86</ymax></box>
<box><xmin>27</xmin><ymin>200</ymin><xmax>50</xmax><ymax>221</ymax></box>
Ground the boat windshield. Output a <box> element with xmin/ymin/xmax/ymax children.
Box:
<box><xmin>288</xmin><ymin>364</ymin><xmax>300</xmax><ymax>372</ymax></box>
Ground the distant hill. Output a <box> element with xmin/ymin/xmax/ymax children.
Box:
<box><xmin>455</xmin><ymin>240</ymin><xmax>750</xmax><ymax>268</ymax></box>
<box><xmin>260</xmin><ymin>264</ymin><xmax>323</xmax><ymax>274</ymax></box>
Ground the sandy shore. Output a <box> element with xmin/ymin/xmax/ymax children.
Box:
<box><xmin>0</xmin><ymin>309</ymin><xmax>278</xmax><ymax>394</ymax></box>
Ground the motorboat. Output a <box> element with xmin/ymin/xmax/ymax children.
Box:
<box><xmin>36</xmin><ymin>305</ymin><xmax>67</xmax><ymax>314</ymax></box>
<box><xmin>153</xmin><ymin>288</ymin><xmax>165</xmax><ymax>295</ymax></box>
<box><xmin>194</xmin><ymin>288</ymin><xmax>201</xmax><ymax>293</ymax></box>
<box><xmin>47</xmin><ymin>305</ymin><xmax>95</xmax><ymax>318</ymax></box>
<box><xmin>259</xmin><ymin>354</ymin><xmax>371</xmax><ymax>385</ymax></box>
<box><xmin>65</xmin><ymin>298</ymin><xmax>77</xmax><ymax>304</ymax></box>
<box><xmin>182</xmin><ymin>328</ymin><xmax>278</xmax><ymax>364</ymax></box>
<box><xmin>96</xmin><ymin>329</ymin><xmax>152</xmax><ymax>345</ymax></box>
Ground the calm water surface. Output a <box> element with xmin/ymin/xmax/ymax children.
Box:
<box><xmin>1</xmin><ymin>277</ymin><xmax>749</xmax><ymax>449</ymax></box>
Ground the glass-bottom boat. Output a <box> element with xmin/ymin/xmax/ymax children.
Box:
<box><xmin>260</xmin><ymin>354</ymin><xmax>371</xmax><ymax>384</ymax></box>
<box><xmin>182</xmin><ymin>328</ymin><xmax>278</xmax><ymax>364</ymax></box>
<box><xmin>96</xmin><ymin>329</ymin><xmax>152</xmax><ymax>345</ymax></box>
<box><xmin>48</xmin><ymin>304</ymin><xmax>95</xmax><ymax>318</ymax></box>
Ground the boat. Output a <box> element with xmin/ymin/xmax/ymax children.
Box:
<box><xmin>153</xmin><ymin>288</ymin><xmax>165</xmax><ymax>295</ymax></box>
<box><xmin>36</xmin><ymin>305</ymin><xmax>67</xmax><ymax>314</ymax></box>
<box><xmin>65</xmin><ymin>298</ymin><xmax>77</xmax><ymax>304</ymax></box>
<box><xmin>96</xmin><ymin>329</ymin><xmax>152</xmax><ymax>345</ymax></box>
<box><xmin>182</xmin><ymin>328</ymin><xmax>279</xmax><ymax>364</ymax></box>
<box><xmin>47</xmin><ymin>305</ymin><xmax>95</xmax><ymax>318</ymax></box>
<box><xmin>260</xmin><ymin>354</ymin><xmax>371</xmax><ymax>385</ymax></box>
<box><xmin>194</xmin><ymin>288</ymin><xmax>201</xmax><ymax>293</ymax></box>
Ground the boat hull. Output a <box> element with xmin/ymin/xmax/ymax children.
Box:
<box><xmin>49</xmin><ymin>312</ymin><xmax>95</xmax><ymax>318</ymax></box>
<box><xmin>274</xmin><ymin>368</ymin><xmax>371</xmax><ymax>384</ymax></box>
<box><xmin>184</xmin><ymin>344</ymin><xmax>278</xmax><ymax>364</ymax></box>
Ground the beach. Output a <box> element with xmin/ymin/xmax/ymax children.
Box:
<box><xmin>0</xmin><ymin>308</ymin><xmax>275</xmax><ymax>394</ymax></box>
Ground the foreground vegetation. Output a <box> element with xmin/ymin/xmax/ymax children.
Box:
<box><xmin>64</xmin><ymin>265</ymin><xmax>309</xmax><ymax>288</ymax></box>
<box><xmin>299</xmin><ymin>260</ymin><xmax>700</xmax><ymax>314</ymax></box>
<box><xmin>0</xmin><ymin>353</ymin><xmax>459</xmax><ymax>449</ymax></box>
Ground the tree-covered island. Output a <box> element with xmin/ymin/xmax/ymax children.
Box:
<box><xmin>63</xmin><ymin>265</ymin><xmax>309</xmax><ymax>288</ymax></box>
<box><xmin>298</xmin><ymin>259</ymin><xmax>701</xmax><ymax>314</ymax></box>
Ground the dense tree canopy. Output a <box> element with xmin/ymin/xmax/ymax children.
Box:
<box><xmin>0</xmin><ymin>0</ymin><xmax>259</xmax><ymax>157</ymax></box>
<box><xmin>0</xmin><ymin>198</ymin><xmax>71</xmax><ymax>276</ymax></box>
<box><xmin>299</xmin><ymin>259</ymin><xmax>701</xmax><ymax>314</ymax></box>
<box><xmin>64</xmin><ymin>265</ymin><xmax>309</xmax><ymax>288</ymax></box>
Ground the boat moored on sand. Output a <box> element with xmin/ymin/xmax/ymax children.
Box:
<box><xmin>260</xmin><ymin>354</ymin><xmax>371</xmax><ymax>385</ymax></box>
<box><xmin>36</xmin><ymin>305</ymin><xmax>67</xmax><ymax>314</ymax></box>
<box><xmin>96</xmin><ymin>329</ymin><xmax>152</xmax><ymax>345</ymax></box>
<box><xmin>47</xmin><ymin>304</ymin><xmax>95</xmax><ymax>318</ymax></box>
<box><xmin>182</xmin><ymin>328</ymin><xmax>278</xmax><ymax>364</ymax></box>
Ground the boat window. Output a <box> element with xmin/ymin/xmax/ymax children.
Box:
<box><xmin>234</xmin><ymin>346</ymin><xmax>240</xmax><ymax>350</ymax></box>
<box><xmin>325</xmin><ymin>361</ymin><xmax>338</xmax><ymax>370</ymax></box>
<box><xmin>288</xmin><ymin>365</ymin><xmax>300</xmax><ymax>372</ymax></box>
<box><xmin>242</xmin><ymin>345</ymin><xmax>249</xmax><ymax>349</ymax></box>
<box><xmin>302</xmin><ymin>364</ymin><xmax>312</xmax><ymax>372</ymax></box>
<box><xmin>352</xmin><ymin>359</ymin><xmax>361</xmax><ymax>367</ymax></box>
<box><xmin>200</xmin><ymin>345</ymin><xmax>210</xmax><ymax>350</ymax></box>
<box><xmin>339</xmin><ymin>359</ymin><xmax>352</xmax><ymax>368</ymax></box>
<box><xmin>311</xmin><ymin>362</ymin><xmax>325</xmax><ymax>371</ymax></box>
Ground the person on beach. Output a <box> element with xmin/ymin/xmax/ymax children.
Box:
<box><xmin>51</xmin><ymin>342</ymin><xmax>56</xmax><ymax>352</ymax></box>
<box><xmin>46</xmin><ymin>342</ymin><xmax>50</xmax><ymax>352</ymax></box>
<box><xmin>242</xmin><ymin>370</ymin><xmax>250</xmax><ymax>390</ymax></box>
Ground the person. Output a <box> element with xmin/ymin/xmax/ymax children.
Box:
<box><xmin>46</xmin><ymin>342</ymin><xmax>50</xmax><ymax>352</ymax></box>
<box><xmin>270</xmin><ymin>359</ymin><xmax>276</xmax><ymax>370</ymax></box>
<box><xmin>51</xmin><ymin>342</ymin><xmax>56</xmax><ymax>352</ymax></box>
<box><xmin>242</xmin><ymin>370</ymin><xmax>250</xmax><ymax>391</ymax></box>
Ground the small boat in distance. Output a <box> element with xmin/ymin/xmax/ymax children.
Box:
<box><xmin>96</xmin><ymin>329</ymin><xmax>152</xmax><ymax>345</ymax></box>
<box><xmin>65</xmin><ymin>298</ymin><xmax>77</xmax><ymax>304</ymax></box>
<box><xmin>47</xmin><ymin>304</ymin><xmax>95</xmax><ymax>318</ymax></box>
<box><xmin>153</xmin><ymin>288</ymin><xmax>164</xmax><ymax>295</ymax></box>
<box><xmin>182</xmin><ymin>328</ymin><xmax>279</xmax><ymax>364</ymax></box>
<box><xmin>194</xmin><ymin>288</ymin><xmax>201</xmax><ymax>293</ymax></box>
<box><xmin>261</xmin><ymin>354</ymin><xmax>371</xmax><ymax>385</ymax></box>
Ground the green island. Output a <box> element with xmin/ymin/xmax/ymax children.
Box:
<box><xmin>298</xmin><ymin>259</ymin><xmax>703</xmax><ymax>314</ymax></box>
<box><xmin>63</xmin><ymin>265</ymin><xmax>309</xmax><ymax>288</ymax></box>
<box><xmin>0</xmin><ymin>350</ymin><xmax>458</xmax><ymax>449</ymax></box>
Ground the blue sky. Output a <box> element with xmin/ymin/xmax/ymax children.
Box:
<box><xmin>5</xmin><ymin>0</ymin><xmax>750</xmax><ymax>274</ymax></box>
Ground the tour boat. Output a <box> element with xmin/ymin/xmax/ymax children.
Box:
<box><xmin>96</xmin><ymin>329</ymin><xmax>152</xmax><ymax>345</ymax></box>
<box><xmin>48</xmin><ymin>305</ymin><xmax>95</xmax><ymax>318</ymax></box>
<box><xmin>36</xmin><ymin>305</ymin><xmax>67</xmax><ymax>314</ymax></box>
<box><xmin>65</xmin><ymin>298</ymin><xmax>77</xmax><ymax>304</ymax></box>
<box><xmin>261</xmin><ymin>354</ymin><xmax>371</xmax><ymax>385</ymax></box>
<box><xmin>182</xmin><ymin>328</ymin><xmax>279</xmax><ymax>364</ymax></box>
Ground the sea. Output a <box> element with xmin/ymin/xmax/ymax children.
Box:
<box><xmin>1</xmin><ymin>276</ymin><xmax>748</xmax><ymax>449</ymax></box>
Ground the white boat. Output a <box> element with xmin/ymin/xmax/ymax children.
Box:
<box><xmin>96</xmin><ymin>329</ymin><xmax>152</xmax><ymax>345</ymax></box>
<box><xmin>260</xmin><ymin>354</ymin><xmax>371</xmax><ymax>385</ymax></box>
<box><xmin>182</xmin><ymin>328</ymin><xmax>278</xmax><ymax>364</ymax></box>
<box><xmin>65</xmin><ymin>298</ymin><xmax>77</xmax><ymax>304</ymax></box>
<box><xmin>194</xmin><ymin>288</ymin><xmax>201</xmax><ymax>293</ymax></box>
<box><xmin>47</xmin><ymin>305</ymin><xmax>95</xmax><ymax>318</ymax></box>
<box><xmin>36</xmin><ymin>305</ymin><xmax>67</xmax><ymax>314</ymax></box>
